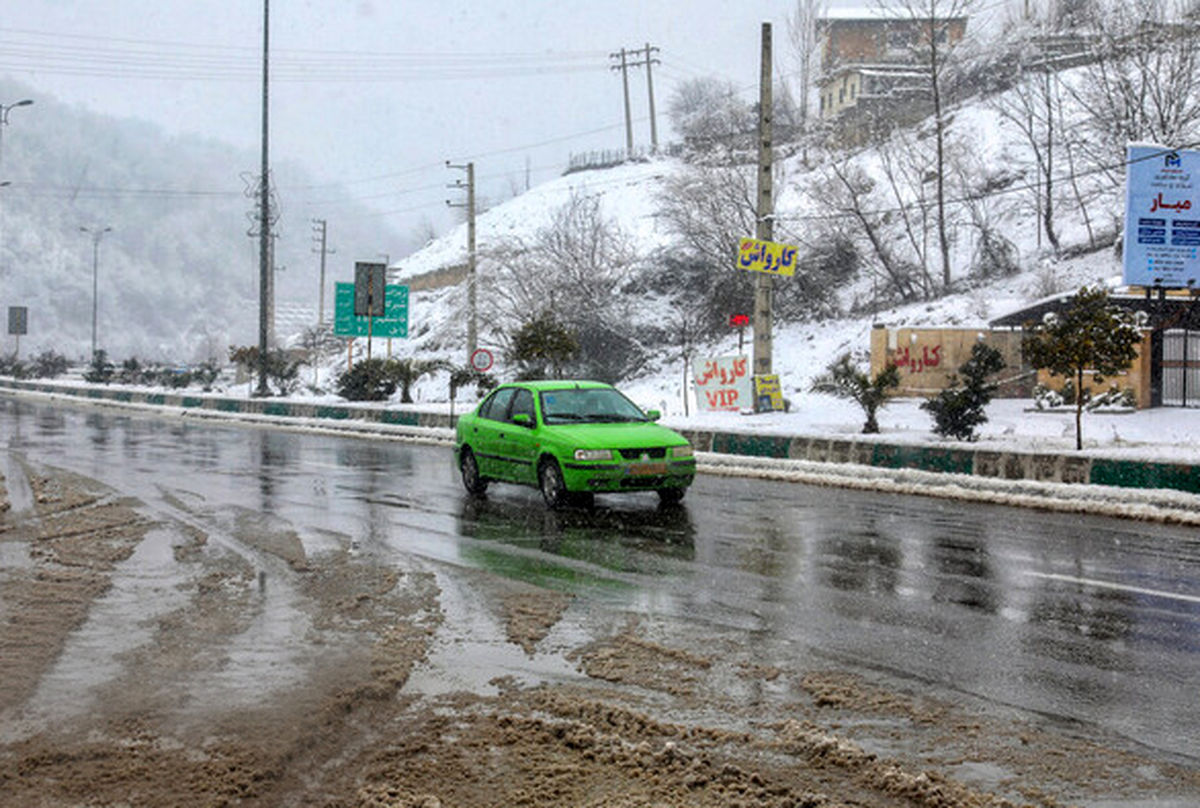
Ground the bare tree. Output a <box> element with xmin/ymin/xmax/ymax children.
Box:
<box><xmin>483</xmin><ymin>191</ymin><xmax>645</xmax><ymax>381</ymax></box>
<box><xmin>815</xmin><ymin>157</ymin><xmax>923</xmax><ymax>304</ymax></box>
<box><xmin>1068</xmin><ymin>0</ymin><xmax>1200</xmax><ymax>176</ymax></box>
<box><xmin>882</xmin><ymin>0</ymin><xmax>977</xmax><ymax>291</ymax></box>
<box><xmin>666</xmin><ymin>77</ymin><xmax>755</xmax><ymax>154</ymax></box>
<box><xmin>991</xmin><ymin>56</ymin><xmax>1061</xmax><ymax>254</ymax></box>
<box><xmin>787</xmin><ymin>0</ymin><xmax>829</xmax><ymax>134</ymax></box>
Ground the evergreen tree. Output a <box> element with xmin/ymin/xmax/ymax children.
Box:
<box><xmin>922</xmin><ymin>343</ymin><xmax>1006</xmax><ymax>441</ymax></box>
<box><xmin>1021</xmin><ymin>286</ymin><xmax>1141</xmax><ymax>450</ymax></box>
<box><xmin>509</xmin><ymin>311</ymin><xmax>579</xmax><ymax>379</ymax></box>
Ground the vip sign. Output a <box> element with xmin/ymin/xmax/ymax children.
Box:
<box><xmin>693</xmin><ymin>356</ymin><xmax>752</xmax><ymax>411</ymax></box>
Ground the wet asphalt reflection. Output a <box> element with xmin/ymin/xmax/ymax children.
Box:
<box><xmin>3</xmin><ymin>398</ymin><xmax>1199</xmax><ymax>763</ymax></box>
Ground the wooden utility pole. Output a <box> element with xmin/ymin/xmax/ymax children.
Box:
<box><xmin>447</xmin><ymin>161</ymin><xmax>477</xmax><ymax>360</ymax></box>
<box><xmin>753</xmin><ymin>22</ymin><xmax>775</xmax><ymax>377</ymax></box>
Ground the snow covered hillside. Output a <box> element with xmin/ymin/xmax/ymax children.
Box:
<box><xmin>387</xmin><ymin>55</ymin><xmax>1133</xmax><ymax>419</ymax></box>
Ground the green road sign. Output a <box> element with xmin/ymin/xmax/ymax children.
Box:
<box><xmin>334</xmin><ymin>282</ymin><xmax>408</xmax><ymax>338</ymax></box>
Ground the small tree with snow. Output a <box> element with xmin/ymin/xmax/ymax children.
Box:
<box><xmin>1021</xmin><ymin>286</ymin><xmax>1141</xmax><ymax>450</ymax></box>
<box><xmin>810</xmin><ymin>353</ymin><xmax>900</xmax><ymax>434</ymax></box>
<box><xmin>922</xmin><ymin>342</ymin><xmax>1005</xmax><ymax>441</ymax></box>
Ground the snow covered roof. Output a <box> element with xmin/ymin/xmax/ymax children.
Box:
<box><xmin>819</xmin><ymin>7</ymin><xmax>967</xmax><ymax>22</ymax></box>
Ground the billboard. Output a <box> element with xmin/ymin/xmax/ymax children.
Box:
<box><xmin>1124</xmin><ymin>144</ymin><xmax>1200</xmax><ymax>288</ymax></box>
<box><xmin>693</xmin><ymin>355</ymin><xmax>752</xmax><ymax>411</ymax></box>
<box><xmin>334</xmin><ymin>282</ymin><xmax>408</xmax><ymax>338</ymax></box>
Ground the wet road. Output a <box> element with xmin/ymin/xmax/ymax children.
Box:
<box><xmin>4</xmin><ymin>398</ymin><xmax>1199</xmax><ymax>765</ymax></box>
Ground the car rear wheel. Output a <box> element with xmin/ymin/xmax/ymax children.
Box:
<box><xmin>460</xmin><ymin>448</ymin><xmax>488</xmax><ymax>495</ymax></box>
<box><xmin>657</xmin><ymin>487</ymin><xmax>686</xmax><ymax>505</ymax></box>
<box><xmin>538</xmin><ymin>457</ymin><xmax>568</xmax><ymax>509</ymax></box>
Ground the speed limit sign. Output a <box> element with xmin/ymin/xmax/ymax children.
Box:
<box><xmin>470</xmin><ymin>348</ymin><xmax>493</xmax><ymax>373</ymax></box>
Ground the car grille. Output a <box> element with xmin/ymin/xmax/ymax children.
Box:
<box><xmin>617</xmin><ymin>447</ymin><xmax>667</xmax><ymax>460</ymax></box>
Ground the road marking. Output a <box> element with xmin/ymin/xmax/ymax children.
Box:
<box><xmin>1026</xmin><ymin>571</ymin><xmax>1200</xmax><ymax>605</ymax></box>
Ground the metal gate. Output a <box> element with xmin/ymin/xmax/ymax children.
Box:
<box><xmin>1162</xmin><ymin>329</ymin><xmax>1200</xmax><ymax>407</ymax></box>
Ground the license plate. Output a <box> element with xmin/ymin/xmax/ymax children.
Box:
<box><xmin>629</xmin><ymin>462</ymin><xmax>668</xmax><ymax>476</ymax></box>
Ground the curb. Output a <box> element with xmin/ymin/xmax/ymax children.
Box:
<box><xmin>3</xmin><ymin>378</ymin><xmax>1200</xmax><ymax>500</ymax></box>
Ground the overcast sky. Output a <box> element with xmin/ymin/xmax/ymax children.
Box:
<box><xmin>0</xmin><ymin>1</ymin><xmax>1018</xmax><ymax>251</ymax></box>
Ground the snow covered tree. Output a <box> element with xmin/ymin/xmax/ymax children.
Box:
<box><xmin>1021</xmin><ymin>286</ymin><xmax>1141</xmax><ymax>450</ymax></box>
<box><xmin>922</xmin><ymin>342</ymin><xmax>1005</xmax><ymax>441</ymax></box>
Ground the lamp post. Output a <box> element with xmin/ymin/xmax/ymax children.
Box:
<box><xmin>0</xmin><ymin>98</ymin><xmax>33</xmax><ymax>274</ymax></box>
<box><xmin>81</xmin><ymin>225</ymin><xmax>112</xmax><ymax>358</ymax></box>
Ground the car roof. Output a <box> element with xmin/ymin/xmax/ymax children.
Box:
<box><xmin>499</xmin><ymin>380</ymin><xmax>613</xmax><ymax>392</ymax></box>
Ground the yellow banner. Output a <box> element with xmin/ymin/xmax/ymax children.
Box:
<box><xmin>737</xmin><ymin>237</ymin><xmax>798</xmax><ymax>277</ymax></box>
<box><xmin>753</xmin><ymin>374</ymin><xmax>785</xmax><ymax>412</ymax></box>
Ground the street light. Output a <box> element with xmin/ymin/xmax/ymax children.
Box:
<box><xmin>0</xmin><ymin>98</ymin><xmax>33</xmax><ymax>274</ymax></box>
<box><xmin>81</xmin><ymin>225</ymin><xmax>112</xmax><ymax>358</ymax></box>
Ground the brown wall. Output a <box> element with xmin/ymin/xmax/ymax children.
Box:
<box><xmin>870</xmin><ymin>326</ymin><xmax>1154</xmax><ymax>407</ymax></box>
<box><xmin>820</xmin><ymin>18</ymin><xmax>968</xmax><ymax>70</ymax></box>
<box><xmin>1034</xmin><ymin>334</ymin><xmax>1152</xmax><ymax>408</ymax></box>
<box><xmin>869</xmin><ymin>327</ymin><xmax>1029</xmax><ymax>397</ymax></box>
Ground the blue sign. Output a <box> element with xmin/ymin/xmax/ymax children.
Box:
<box><xmin>1123</xmin><ymin>144</ymin><xmax>1200</xmax><ymax>288</ymax></box>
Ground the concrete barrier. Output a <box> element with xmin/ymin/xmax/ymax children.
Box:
<box><xmin>1</xmin><ymin>377</ymin><xmax>1197</xmax><ymax>496</ymax></box>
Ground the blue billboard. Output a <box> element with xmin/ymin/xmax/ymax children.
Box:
<box><xmin>1124</xmin><ymin>144</ymin><xmax>1200</xmax><ymax>288</ymax></box>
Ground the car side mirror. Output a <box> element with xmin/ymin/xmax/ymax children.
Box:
<box><xmin>512</xmin><ymin>413</ymin><xmax>533</xmax><ymax>428</ymax></box>
<box><xmin>645</xmin><ymin>409</ymin><xmax>661</xmax><ymax>421</ymax></box>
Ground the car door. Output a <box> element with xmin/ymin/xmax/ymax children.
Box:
<box><xmin>469</xmin><ymin>387</ymin><xmax>515</xmax><ymax>478</ymax></box>
<box><xmin>498</xmin><ymin>387</ymin><xmax>539</xmax><ymax>485</ymax></box>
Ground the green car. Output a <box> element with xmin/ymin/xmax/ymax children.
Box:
<box><xmin>454</xmin><ymin>380</ymin><xmax>696</xmax><ymax>507</ymax></box>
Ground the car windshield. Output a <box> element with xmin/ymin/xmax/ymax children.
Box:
<box><xmin>539</xmin><ymin>388</ymin><xmax>648</xmax><ymax>425</ymax></box>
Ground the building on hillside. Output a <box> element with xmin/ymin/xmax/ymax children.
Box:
<box><xmin>816</xmin><ymin>8</ymin><xmax>968</xmax><ymax>143</ymax></box>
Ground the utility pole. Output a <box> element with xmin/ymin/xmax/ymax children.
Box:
<box><xmin>80</xmin><ymin>225</ymin><xmax>112</xmax><ymax>359</ymax></box>
<box><xmin>753</xmin><ymin>22</ymin><xmax>774</xmax><ymax>377</ymax></box>
<box><xmin>446</xmin><ymin>161</ymin><xmax>477</xmax><ymax>361</ymax></box>
<box><xmin>610</xmin><ymin>48</ymin><xmax>634</xmax><ymax>157</ymax></box>
<box><xmin>255</xmin><ymin>0</ymin><xmax>272</xmax><ymax>396</ymax></box>
<box><xmin>641</xmin><ymin>43</ymin><xmax>660</xmax><ymax>152</ymax></box>
<box><xmin>610</xmin><ymin>45</ymin><xmax>660</xmax><ymax>156</ymax></box>
<box><xmin>311</xmin><ymin>218</ymin><xmax>332</xmax><ymax>326</ymax></box>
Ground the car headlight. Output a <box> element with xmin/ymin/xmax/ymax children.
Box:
<box><xmin>670</xmin><ymin>445</ymin><xmax>694</xmax><ymax>458</ymax></box>
<box><xmin>574</xmin><ymin>448</ymin><xmax>613</xmax><ymax>461</ymax></box>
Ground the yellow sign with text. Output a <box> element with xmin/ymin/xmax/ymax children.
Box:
<box><xmin>737</xmin><ymin>237</ymin><xmax>798</xmax><ymax>277</ymax></box>
<box><xmin>753</xmin><ymin>374</ymin><xmax>785</xmax><ymax>412</ymax></box>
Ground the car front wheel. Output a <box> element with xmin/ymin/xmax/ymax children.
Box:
<box><xmin>657</xmin><ymin>487</ymin><xmax>686</xmax><ymax>505</ymax></box>
<box><xmin>538</xmin><ymin>457</ymin><xmax>568</xmax><ymax>509</ymax></box>
<box><xmin>460</xmin><ymin>448</ymin><xmax>488</xmax><ymax>495</ymax></box>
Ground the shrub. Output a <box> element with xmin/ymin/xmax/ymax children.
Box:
<box><xmin>30</xmin><ymin>351</ymin><xmax>69</xmax><ymax>379</ymax></box>
<box><xmin>83</xmin><ymin>350</ymin><xmax>114</xmax><ymax>384</ymax></box>
<box><xmin>337</xmin><ymin>358</ymin><xmax>396</xmax><ymax>401</ymax></box>
<box><xmin>922</xmin><ymin>343</ymin><xmax>1006</xmax><ymax>441</ymax></box>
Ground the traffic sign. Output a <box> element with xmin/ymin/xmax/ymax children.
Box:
<box><xmin>7</xmin><ymin>306</ymin><xmax>27</xmax><ymax>336</ymax></box>
<box><xmin>354</xmin><ymin>262</ymin><xmax>387</xmax><ymax>316</ymax></box>
<box><xmin>470</xmin><ymin>348</ymin><xmax>493</xmax><ymax>372</ymax></box>
<box><xmin>334</xmin><ymin>282</ymin><xmax>408</xmax><ymax>338</ymax></box>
